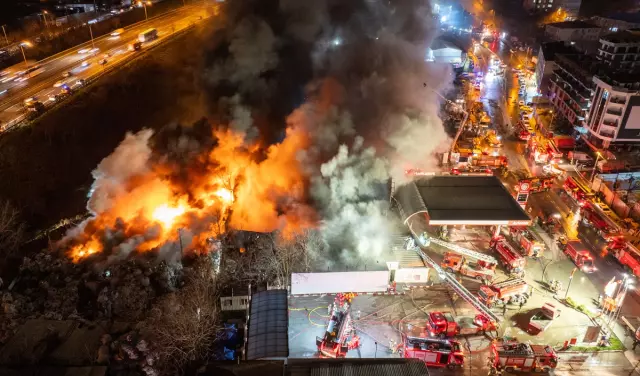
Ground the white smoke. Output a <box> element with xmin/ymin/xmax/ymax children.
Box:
<box><xmin>87</xmin><ymin>129</ymin><xmax>154</xmax><ymax>215</ymax></box>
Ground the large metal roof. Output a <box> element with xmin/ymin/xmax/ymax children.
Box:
<box><xmin>246</xmin><ymin>289</ymin><xmax>289</xmax><ymax>360</ymax></box>
<box><xmin>393</xmin><ymin>175</ymin><xmax>530</xmax><ymax>226</ymax></box>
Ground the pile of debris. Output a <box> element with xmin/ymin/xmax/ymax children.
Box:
<box><xmin>98</xmin><ymin>331</ymin><xmax>160</xmax><ymax>376</ymax></box>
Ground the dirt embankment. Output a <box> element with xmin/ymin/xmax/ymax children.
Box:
<box><xmin>0</xmin><ymin>23</ymin><xmax>218</xmax><ymax>235</ymax></box>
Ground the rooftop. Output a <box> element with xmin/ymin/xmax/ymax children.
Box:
<box><xmin>601</xmin><ymin>11</ymin><xmax>640</xmax><ymax>24</ymax></box>
<box><xmin>540</xmin><ymin>41</ymin><xmax>579</xmax><ymax>61</ymax></box>
<box><xmin>600</xmin><ymin>30</ymin><xmax>640</xmax><ymax>44</ymax></box>
<box><xmin>246</xmin><ymin>289</ymin><xmax>288</xmax><ymax>360</ymax></box>
<box><xmin>393</xmin><ymin>175</ymin><xmax>530</xmax><ymax>226</ymax></box>
<box><xmin>547</xmin><ymin>20</ymin><xmax>599</xmax><ymax>29</ymax></box>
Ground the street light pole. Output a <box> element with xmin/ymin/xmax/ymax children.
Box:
<box><xmin>143</xmin><ymin>2</ymin><xmax>149</xmax><ymax>21</ymax></box>
<box><xmin>564</xmin><ymin>267</ymin><xmax>577</xmax><ymax>300</ymax></box>
<box><xmin>590</xmin><ymin>152</ymin><xmax>603</xmax><ymax>182</ymax></box>
<box><xmin>1</xmin><ymin>25</ymin><xmax>8</xmax><ymax>45</ymax></box>
<box><xmin>19</xmin><ymin>44</ymin><xmax>28</xmax><ymax>66</ymax></box>
<box><xmin>88</xmin><ymin>19</ymin><xmax>97</xmax><ymax>49</ymax></box>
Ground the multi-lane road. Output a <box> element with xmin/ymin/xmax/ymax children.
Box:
<box><xmin>0</xmin><ymin>2</ymin><xmax>214</xmax><ymax>130</ymax></box>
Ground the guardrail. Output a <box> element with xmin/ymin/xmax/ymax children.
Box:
<box><xmin>0</xmin><ymin>12</ymin><xmax>211</xmax><ymax>137</ymax></box>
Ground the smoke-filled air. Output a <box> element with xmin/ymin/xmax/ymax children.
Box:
<box><xmin>59</xmin><ymin>0</ymin><xmax>452</xmax><ymax>269</ymax></box>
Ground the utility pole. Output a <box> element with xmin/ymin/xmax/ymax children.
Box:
<box><xmin>1</xmin><ymin>25</ymin><xmax>8</xmax><ymax>45</ymax></box>
<box><xmin>564</xmin><ymin>267</ymin><xmax>577</xmax><ymax>300</ymax></box>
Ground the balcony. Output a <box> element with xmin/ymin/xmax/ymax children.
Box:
<box><xmin>610</xmin><ymin>96</ymin><xmax>626</xmax><ymax>105</ymax></box>
<box><xmin>603</xmin><ymin>119</ymin><xmax>619</xmax><ymax>127</ymax></box>
<box><xmin>606</xmin><ymin>107</ymin><xmax>623</xmax><ymax>116</ymax></box>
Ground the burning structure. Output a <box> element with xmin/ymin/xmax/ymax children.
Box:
<box><xmin>56</xmin><ymin>0</ymin><xmax>453</xmax><ymax>271</ymax></box>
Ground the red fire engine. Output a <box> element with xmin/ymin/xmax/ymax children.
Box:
<box><xmin>563</xmin><ymin>176</ymin><xmax>594</xmax><ymax>206</ymax></box>
<box><xmin>608</xmin><ymin>240</ymin><xmax>640</xmax><ymax>278</ymax></box>
<box><xmin>478</xmin><ymin>278</ymin><xmax>531</xmax><ymax>308</ymax></box>
<box><xmin>509</xmin><ymin>228</ymin><xmax>544</xmax><ymax>257</ymax></box>
<box><xmin>490</xmin><ymin>341</ymin><xmax>558</xmax><ymax>373</ymax></box>
<box><xmin>399</xmin><ymin>335</ymin><xmax>465</xmax><ymax>370</ymax></box>
<box><xmin>316</xmin><ymin>293</ymin><xmax>360</xmax><ymax>358</ymax></box>
<box><xmin>516</xmin><ymin>121</ymin><xmax>531</xmax><ymax>141</ymax></box>
<box><xmin>562</xmin><ymin>241</ymin><xmax>597</xmax><ymax>273</ymax></box>
<box><xmin>441</xmin><ymin>252</ymin><xmax>496</xmax><ymax>282</ymax></box>
<box><xmin>517</xmin><ymin>176</ymin><xmax>554</xmax><ymax>194</ymax></box>
<box><xmin>490</xmin><ymin>237</ymin><xmax>527</xmax><ymax>276</ymax></box>
<box><xmin>426</xmin><ymin>311</ymin><xmax>496</xmax><ymax>338</ymax></box>
<box><xmin>582</xmin><ymin>203</ymin><xmax>619</xmax><ymax>241</ymax></box>
<box><xmin>528</xmin><ymin>138</ymin><xmax>563</xmax><ymax>165</ymax></box>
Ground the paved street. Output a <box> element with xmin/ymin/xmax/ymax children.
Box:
<box><xmin>0</xmin><ymin>1</ymin><xmax>215</xmax><ymax>128</ymax></box>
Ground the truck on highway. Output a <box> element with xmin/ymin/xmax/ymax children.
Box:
<box><xmin>426</xmin><ymin>311</ymin><xmax>496</xmax><ymax>338</ymax></box>
<box><xmin>440</xmin><ymin>252</ymin><xmax>495</xmax><ymax>283</ymax></box>
<box><xmin>490</xmin><ymin>237</ymin><xmax>526</xmax><ymax>276</ymax></box>
<box><xmin>490</xmin><ymin>341</ymin><xmax>558</xmax><ymax>373</ymax></box>
<box><xmin>138</xmin><ymin>28</ymin><xmax>158</xmax><ymax>43</ymax></box>
<box><xmin>528</xmin><ymin>302</ymin><xmax>561</xmax><ymax>334</ymax></box>
<box><xmin>563</xmin><ymin>241</ymin><xmax>597</xmax><ymax>273</ymax></box>
<box><xmin>478</xmin><ymin>278</ymin><xmax>531</xmax><ymax>307</ymax></box>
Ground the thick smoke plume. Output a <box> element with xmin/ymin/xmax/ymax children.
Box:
<box><xmin>61</xmin><ymin>0</ymin><xmax>453</xmax><ymax>268</ymax></box>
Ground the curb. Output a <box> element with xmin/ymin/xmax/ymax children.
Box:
<box><xmin>290</xmin><ymin>291</ymin><xmax>406</xmax><ymax>298</ymax></box>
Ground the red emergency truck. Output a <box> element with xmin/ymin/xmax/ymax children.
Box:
<box><xmin>441</xmin><ymin>252</ymin><xmax>496</xmax><ymax>282</ymax></box>
<box><xmin>607</xmin><ymin>240</ymin><xmax>640</xmax><ymax>278</ymax></box>
<box><xmin>563</xmin><ymin>241</ymin><xmax>597</xmax><ymax>273</ymax></box>
<box><xmin>426</xmin><ymin>311</ymin><xmax>496</xmax><ymax>338</ymax></box>
<box><xmin>478</xmin><ymin>278</ymin><xmax>531</xmax><ymax>307</ymax></box>
<box><xmin>490</xmin><ymin>238</ymin><xmax>527</xmax><ymax>276</ymax></box>
<box><xmin>510</xmin><ymin>228</ymin><xmax>545</xmax><ymax>257</ymax></box>
<box><xmin>563</xmin><ymin>176</ymin><xmax>594</xmax><ymax>206</ymax></box>
<box><xmin>490</xmin><ymin>341</ymin><xmax>558</xmax><ymax>372</ymax></box>
<box><xmin>399</xmin><ymin>335</ymin><xmax>465</xmax><ymax>370</ymax></box>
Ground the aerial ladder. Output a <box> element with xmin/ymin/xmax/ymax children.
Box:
<box><xmin>420</xmin><ymin>233</ymin><xmax>498</xmax><ymax>266</ymax></box>
<box><xmin>316</xmin><ymin>293</ymin><xmax>360</xmax><ymax>358</ymax></box>
<box><xmin>403</xmin><ymin>237</ymin><xmax>501</xmax><ymax>323</ymax></box>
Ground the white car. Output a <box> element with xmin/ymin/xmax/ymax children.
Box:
<box><xmin>111</xmin><ymin>28</ymin><xmax>124</xmax><ymax>36</ymax></box>
<box><xmin>78</xmin><ymin>48</ymin><xmax>90</xmax><ymax>54</ymax></box>
<box><xmin>53</xmin><ymin>80</ymin><xmax>65</xmax><ymax>88</ymax></box>
<box><xmin>81</xmin><ymin>61</ymin><xmax>91</xmax><ymax>67</ymax></box>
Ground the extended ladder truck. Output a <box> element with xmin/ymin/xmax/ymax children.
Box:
<box><xmin>316</xmin><ymin>293</ymin><xmax>360</xmax><ymax>358</ymax></box>
<box><xmin>421</xmin><ymin>234</ymin><xmax>499</xmax><ymax>282</ymax></box>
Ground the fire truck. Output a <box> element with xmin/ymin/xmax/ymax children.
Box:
<box><xmin>478</xmin><ymin>278</ymin><xmax>531</xmax><ymax>308</ymax></box>
<box><xmin>490</xmin><ymin>238</ymin><xmax>527</xmax><ymax>276</ymax></box>
<box><xmin>509</xmin><ymin>228</ymin><xmax>544</xmax><ymax>257</ymax></box>
<box><xmin>527</xmin><ymin>138</ymin><xmax>563</xmax><ymax>165</ymax></box>
<box><xmin>516</xmin><ymin>121</ymin><xmax>531</xmax><ymax>141</ymax></box>
<box><xmin>607</xmin><ymin>240</ymin><xmax>640</xmax><ymax>278</ymax></box>
<box><xmin>563</xmin><ymin>176</ymin><xmax>594</xmax><ymax>206</ymax></box>
<box><xmin>562</xmin><ymin>241</ymin><xmax>597</xmax><ymax>273</ymax></box>
<box><xmin>316</xmin><ymin>293</ymin><xmax>360</xmax><ymax>358</ymax></box>
<box><xmin>426</xmin><ymin>311</ymin><xmax>496</xmax><ymax>338</ymax></box>
<box><xmin>472</xmin><ymin>155</ymin><xmax>507</xmax><ymax>168</ymax></box>
<box><xmin>490</xmin><ymin>341</ymin><xmax>558</xmax><ymax>373</ymax></box>
<box><xmin>399</xmin><ymin>335</ymin><xmax>465</xmax><ymax>370</ymax></box>
<box><xmin>582</xmin><ymin>203</ymin><xmax>619</xmax><ymax>241</ymax></box>
<box><xmin>441</xmin><ymin>252</ymin><xmax>496</xmax><ymax>283</ymax></box>
<box><xmin>517</xmin><ymin>176</ymin><xmax>554</xmax><ymax>194</ymax></box>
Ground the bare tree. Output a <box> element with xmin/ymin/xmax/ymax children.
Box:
<box><xmin>143</xmin><ymin>260</ymin><xmax>220</xmax><ymax>375</ymax></box>
<box><xmin>268</xmin><ymin>229</ymin><xmax>324</xmax><ymax>288</ymax></box>
<box><xmin>0</xmin><ymin>200</ymin><xmax>25</xmax><ymax>265</ymax></box>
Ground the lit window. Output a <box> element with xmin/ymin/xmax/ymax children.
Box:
<box><xmin>612</xmin><ymin>27</ymin><xmax>618</xmax><ymax>32</ymax></box>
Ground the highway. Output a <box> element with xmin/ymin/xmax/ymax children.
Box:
<box><xmin>0</xmin><ymin>2</ymin><xmax>214</xmax><ymax>130</ymax></box>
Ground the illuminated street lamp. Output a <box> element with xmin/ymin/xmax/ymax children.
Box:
<box><xmin>19</xmin><ymin>41</ymin><xmax>31</xmax><ymax>67</ymax></box>
<box><xmin>609</xmin><ymin>274</ymin><xmax>634</xmax><ymax>325</ymax></box>
<box><xmin>1</xmin><ymin>25</ymin><xmax>8</xmax><ymax>45</ymax></box>
<box><xmin>88</xmin><ymin>19</ymin><xmax>97</xmax><ymax>49</ymax></box>
<box><xmin>590</xmin><ymin>151</ymin><xmax>604</xmax><ymax>182</ymax></box>
<box><xmin>138</xmin><ymin>1</ymin><xmax>152</xmax><ymax>21</ymax></box>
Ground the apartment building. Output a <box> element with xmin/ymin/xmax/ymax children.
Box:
<box><xmin>545</xmin><ymin>21</ymin><xmax>601</xmax><ymax>42</ymax></box>
<box><xmin>597</xmin><ymin>30</ymin><xmax>640</xmax><ymax>69</ymax></box>
<box><xmin>585</xmin><ymin>73</ymin><xmax>640</xmax><ymax>148</ymax></box>
<box><xmin>549</xmin><ymin>54</ymin><xmax>601</xmax><ymax>127</ymax></box>
<box><xmin>592</xmin><ymin>12</ymin><xmax>640</xmax><ymax>32</ymax></box>
<box><xmin>535</xmin><ymin>41</ymin><xmax>578</xmax><ymax>93</ymax></box>
<box><xmin>523</xmin><ymin>0</ymin><xmax>556</xmax><ymax>13</ymax></box>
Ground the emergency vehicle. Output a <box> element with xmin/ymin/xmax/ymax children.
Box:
<box><xmin>441</xmin><ymin>252</ymin><xmax>496</xmax><ymax>282</ymax></box>
<box><xmin>478</xmin><ymin>278</ymin><xmax>531</xmax><ymax>308</ymax></box>
<box><xmin>582</xmin><ymin>203</ymin><xmax>619</xmax><ymax>241</ymax></box>
<box><xmin>316</xmin><ymin>293</ymin><xmax>360</xmax><ymax>358</ymax></box>
<box><xmin>490</xmin><ymin>341</ymin><xmax>558</xmax><ymax>373</ymax></box>
<box><xmin>472</xmin><ymin>155</ymin><xmax>507</xmax><ymax>168</ymax></box>
<box><xmin>563</xmin><ymin>176</ymin><xmax>594</xmax><ymax>206</ymax></box>
<box><xmin>607</xmin><ymin>240</ymin><xmax>640</xmax><ymax>278</ymax></box>
<box><xmin>510</xmin><ymin>228</ymin><xmax>544</xmax><ymax>257</ymax></box>
<box><xmin>516</xmin><ymin>121</ymin><xmax>531</xmax><ymax>141</ymax></box>
<box><xmin>517</xmin><ymin>176</ymin><xmax>554</xmax><ymax>194</ymax></box>
<box><xmin>399</xmin><ymin>335</ymin><xmax>465</xmax><ymax>370</ymax></box>
<box><xmin>562</xmin><ymin>241</ymin><xmax>597</xmax><ymax>273</ymax></box>
<box><xmin>490</xmin><ymin>238</ymin><xmax>526</xmax><ymax>276</ymax></box>
<box><xmin>426</xmin><ymin>311</ymin><xmax>496</xmax><ymax>338</ymax></box>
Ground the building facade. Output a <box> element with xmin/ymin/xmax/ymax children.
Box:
<box><xmin>548</xmin><ymin>54</ymin><xmax>598</xmax><ymax>127</ymax></box>
<box><xmin>585</xmin><ymin>74</ymin><xmax>640</xmax><ymax>148</ymax></box>
<box><xmin>597</xmin><ymin>30</ymin><xmax>640</xmax><ymax>69</ymax></box>
<box><xmin>545</xmin><ymin>21</ymin><xmax>601</xmax><ymax>42</ymax></box>
<box><xmin>535</xmin><ymin>42</ymin><xmax>578</xmax><ymax>94</ymax></box>
<box><xmin>523</xmin><ymin>0</ymin><xmax>556</xmax><ymax>13</ymax></box>
<box><xmin>592</xmin><ymin>12</ymin><xmax>640</xmax><ymax>32</ymax></box>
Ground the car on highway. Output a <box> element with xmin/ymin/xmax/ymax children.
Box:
<box><xmin>111</xmin><ymin>28</ymin><xmax>125</xmax><ymax>36</ymax></box>
<box><xmin>99</xmin><ymin>58</ymin><xmax>108</xmax><ymax>65</ymax></box>
<box><xmin>0</xmin><ymin>89</ymin><xmax>8</xmax><ymax>96</ymax></box>
<box><xmin>78</xmin><ymin>48</ymin><xmax>91</xmax><ymax>54</ymax></box>
<box><xmin>48</xmin><ymin>94</ymin><xmax>61</xmax><ymax>102</ymax></box>
<box><xmin>62</xmin><ymin>71</ymin><xmax>73</xmax><ymax>78</ymax></box>
<box><xmin>23</xmin><ymin>96</ymin><xmax>37</xmax><ymax>105</ymax></box>
<box><xmin>53</xmin><ymin>80</ymin><xmax>67</xmax><ymax>88</ymax></box>
<box><xmin>75</xmin><ymin>79</ymin><xmax>87</xmax><ymax>87</ymax></box>
<box><xmin>81</xmin><ymin>61</ymin><xmax>91</xmax><ymax>68</ymax></box>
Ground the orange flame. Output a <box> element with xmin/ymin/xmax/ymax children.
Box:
<box><xmin>63</xmin><ymin>125</ymin><xmax>316</xmax><ymax>263</ymax></box>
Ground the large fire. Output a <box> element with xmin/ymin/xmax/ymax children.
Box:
<box><xmin>63</xmin><ymin>126</ymin><xmax>315</xmax><ymax>263</ymax></box>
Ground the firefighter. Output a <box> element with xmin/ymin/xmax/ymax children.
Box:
<box><xmin>355</xmin><ymin>310</ymin><xmax>361</xmax><ymax>320</ymax></box>
<box><xmin>502</xmin><ymin>304</ymin><xmax>507</xmax><ymax>316</ymax></box>
<box><xmin>389</xmin><ymin>339</ymin><xmax>397</xmax><ymax>353</ymax></box>
<box><xmin>328</xmin><ymin>303</ymin><xmax>332</xmax><ymax>316</ymax></box>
